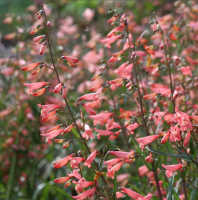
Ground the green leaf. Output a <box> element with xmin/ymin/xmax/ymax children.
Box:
<box><xmin>146</xmin><ymin>147</ymin><xmax>192</xmax><ymax>162</ymax></box>
<box><xmin>113</xmin><ymin>171</ymin><xmax>117</xmax><ymax>199</ymax></box>
<box><xmin>190</xmin><ymin>178</ymin><xmax>198</xmax><ymax>200</ymax></box>
<box><xmin>167</xmin><ymin>173</ymin><xmax>175</xmax><ymax>200</ymax></box>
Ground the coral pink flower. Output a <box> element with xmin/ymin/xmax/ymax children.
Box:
<box><xmin>180</xmin><ymin>66</ymin><xmax>192</xmax><ymax>76</ymax></box>
<box><xmin>39</xmin><ymin>44</ymin><xmax>46</xmax><ymax>55</ymax></box>
<box><xmin>90</xmin><ymin>112</ymin><xmax>114</xmax><ymax>125</ymax></box>
<box><xmin>33</xmin><ymin>35</ymin><xmax>43</xmax><ymax>42</ymax></box>
<box><xmin>62</xmin><ymin>87</ymin><xmax>67</xmax><ymax>98</ymax></box>
<box><xmin>21</xmin><ymin>62</ymin><xmax>41</xmax><ymax>71</ymax></box>
<box><xmin>107</xmin><ymin>161</ymin><xmax>124</xmax><ymax>177</ymax></box>
<box><xmin>82</xmin><ymin>124</ymin><xmax>94</xmax><ymax>140</ymax></box>
<box><xmin>38</xmin><ymin>104</ymin><xmax>61</xmax><ymax>113</ymax></box>
<box><xmin>68</xmin><ymin>169</ymin><xmax>81</xmax><ymax>180</ymax></box>
<box><xmin>172</xmin><ymin>107</ymin><xmax>193</xmax><ymax>131</ymax></box>
<box><xmin>84</xmin><ymin>150</ymin><xmax>98</xmax><ymax>168</ymax></box>
<box><xmin>53</xmin><ymin>155</ymin><xmax>73</xmax><ymax>169</ymax></box>
<box><xmin>109</xmin><ymin>151</ymin><xmax>133</xmax><ymax>158</ymax></box>
<box><xmin>70</xmin><ymin>157</ymin><xmax>85</xmax><ymax>169</ymax></box>
<box><xmin>61</xmin><ymin>124</ymin><xmax>74</xmax><ymax>136</ymax></box>
<box><xmin>144</xmin><ymin>45</ymin><xmax>155</xmax><ymax>55</ymax></box>
<box><xmin>41</xmin><ymin>110</ymin><xmax>56</xmax><ymax>122</ymax></box>
<box><xmin>169</xmin><ymin>125</ymin><xmax>181</xmax><ymax>142</ymax></box>
<box><xmin>61</xmin><ymin>56</ymin><xmax>79</xmax><ymax>63</ymax></box>
<box><xmin>30</xmin><ymin>88</ymin><xmax>47</xmax><ymax>97</ymax></box>
<box><xmin>24</xmin><ymin>82</ymin><xmax>48</xmax><ymax>90</ymax></box>
<box><xmin>123</xmin><ymin>33</ymin><xmax>133</xmax><ymax>50</ymax></box>
<box><xmin>75</xmin><ymin>179</ymin><xmax>94</xmax><ymax>193</ymax></box>
<box><xmin>138</xmin><ymin>165</ymin><xmax>149</xmax><ymax>177</ymax></box>
<box><xmin>143</xmin><ymin>93</ymin><xmax>157</xmax><ymax>100</ymax></box>
<box><xmin>161</xmin><ymin>131</ymin><xmax>170</xmax><ymax>144</ymax></box>
<box><xmin>145</xmin><ymin>153</ymin><xmax>153</xmax><ymax>163</ymax></box>
<box><xmin>121</xmin><ymin>188</ymin><xmax>153</xmax><ymax>200</ymax></box>
<box><xmin>40</xmin><ymin>128</ymin><xmax>64</xmax><ymax>140</ymax></box>
<box><xmin>54</xmin><ymin>176</ymin><xmax>70</xmax><ymax>184</ymax></box>
<box><xmin>53</xmin><ymin>83</ymin><xmax>63</xmax><ymax>93</ymax></box>
<box><xmin>78</xmin><ymin>92</ymin><xmax>100</xmax><ymax>101</ymax></box>
<box><xmin>108</xmin><ymin>14</ymin><xmax>118</xmax><ymax>24</ymax></box>
<box><xmin>71</xmin><ymin>187</ymin><xmax>95</xmax><ymax>200</ymax></box>
<box><xmin>183</xmin><ymin>131</ymin><xmax>191</xmax><ymax>146</ymax></box>
<box><xmin>116</xmin><ymin>192</ymin><xmax>125</xmax><ymax>199</ymax></box>
<box><xmin>114</xmin><ymin>62</ymin><xmax>128</xmax><ymax>77</ymax></box>
<box><xmin>100</xmin><ymin>34</ymin><xmax>122</xmax><ymax>48</ymax></box>
<box><xmin>82</xmin><ymin>103</ymin><xmax>96</xmax><ymax>115</ymax></box>
<box><xmin>104</xmin><ymin>158</ymin><xmax>122</xmax><ymax>170</ymax></box>
<box><xmin>135</xmin><ymin>135</ymin><xmax>159</xmax><ymax>151</ymax></box>
<box><xmin>107</xmin><ymin>25</ymin><xmax>124</xmax><ymax>38</ymax></box>
<box><xmin>162</xmin><ymin>163</ymin><xmax>182</xmax><ymax>177</ymax></box>
<box><xmin>94</xmin><ymin>128</ymin><xmax>115</xmax><ymax>138</ymax></box>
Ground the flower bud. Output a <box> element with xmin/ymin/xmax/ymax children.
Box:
<box><xmin>30</xmin><ymin>25</ymin><xmax>41</xmax><ymax>35</ymax></box>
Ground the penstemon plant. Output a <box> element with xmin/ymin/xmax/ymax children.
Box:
<box><xmin>21</xmin><ymin>1</ymin><xmax>198</xmax><ymax>200</ymax></box>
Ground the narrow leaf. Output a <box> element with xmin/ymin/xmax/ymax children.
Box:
<box><xmin>167</xmin><ymin>172</ymin><xmax>175</xmax><ymax>200</ymax></box>
<box><xmin>190</xmin><ymin>178</ymin><xmax>198</xmax><ymax>200</ymax></box>
<box><xmin>146</xmin><ymin>147</ymin><xmax>192</xmax><ymax>162</ymax></box>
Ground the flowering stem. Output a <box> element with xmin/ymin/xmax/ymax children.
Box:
<box><xmin>124</xmin><ymin>19</ymin><xmax>163</xmax><ymax>200</ymax></box>
<box><xmin>42</xmin><ymin>6</ymin><xmax>113</xmax><ymax>199</ymax></box>
<box><xmin>161</xmin><ymin>31</ymin><xmax>175</xmax><ymax>112</ymax></box>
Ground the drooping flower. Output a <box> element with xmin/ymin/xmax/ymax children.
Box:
<box><xmin>183</xmin><ymin>131</ymin><xmax>191</xmax><ymax>146</ymax></box>
<box><xmin>53</xmin><ymin>154</ymin><xmax>73</xmax><ymax>169</ymax></box>
<box><xmin>135</xmin><ymin>135</ymin><xmax>159</xmax><ymax>151</ymax></box>
<box><xmin>70</xmin><ymin>157</ymin><xmax>86</xmax><ymax>169</ymax></box>
<box><xmin>53</xmin><ymin>83</ymin><xmax>63</xmax><ymax>93</ymax></box>
<box><xmin>61</xmin><ymin>56</ymin><xmax>79</xmax><ymax>68</ymax></box>
<box><xmin>107</xmin><ymin>161</ymin><xmax>124</xmax><ymax>177</ymax></box>
<box><xmin>40</xmin><ymin>128</ymin><xmax>64</xmax><ymax>140</ymax></box>
<box><xmin>161</xmin><ymin>131</ymin><xmax>170</xmax><ymax>144</ymax></box>
<box><xmin>82</xmin><ymin>103</ymin><xmax>96</xmax><ymax>115</ymax></box>
<box><xmin>61</xmin><ymin>124</ymin><xmax>74</xmax><ymax>136</ymax></box>
<box><xmin>104</xmin><ymin>158</ymin><xmax>122</xmax><ymax>170</ymax></box>
<box><xmin>162</xmin><ymin>163</ymin><xmax>182</xmax><ymax>177</ymax></box>
<box><xmin>68</xmin><ymin>169</ymin><xmax>81</xmax><ymax>180</ymax></box>
<box><xmin>121</xmin><ymin>187</ymin><xmax>153</xmax><ymax>200</ymax></box>
<box><xmin>71</xmin><ymin>187</ymin><xmax>95</xmax><ymax>200</ymax></box>
<box><xmin>84</xmin><ymin>150</ymin><xmax>98</xmax><ymax>168</ymax></box>
<box><xmin>82</xmin><ymin>124</ymin><xmax>94</xmax><ymax>140</ymax></box>
<box><xmin>54</xmin><ymin>176</ymin><xmax>70</xmax><ymax>184</ymax></box>
<box><xmin>90</xmin><ymin>112</ymin><xmax>114</xmax><ymax>126</ymax></box>
<box><xmin>24</xmin><ymin>82</ymin><xmax>49</xmax><ymax>96</ymax></box>
<box><xmin>21</xmin><ymin>62</ymin><xmax>42</xmax><ymax>72</ymax></box>
<box><xmin>75</xmin><ymin>179</ymin><xmax>94</xmax><ymax>193</ymax></box>
<box><xmin>78</xmin><ymin>92</ymin><xmax>100</xmax><ymax>101</ymax></box>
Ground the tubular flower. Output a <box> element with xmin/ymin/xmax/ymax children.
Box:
<box><xmin>68</xmin><ymin>169</ymin><xmax>81</xmax><ymax>180</ymax></box>
<box><xmin>54</xmin><ymin>176</ymin><xmax>70</xmax><ymax>184</ymax></box>
<box><xmin>75</xmin><ymin>179</ymin><xmax>94</xmax><ymax>193</ymax></box>
<box><xmin>161</xmin><ymin>131</ymin><xmax>170</xmax><ymax>144</ymax></box>
<box><xmin>121</xmin><ymin>187</ymin><xmax>153</xmax><ymax>200</ymax></box>
<box><xmin>90</xmin><ymin>112</ymin><xmax>114</xmax><ymax>126</ymax></box>
<box><xmin>84</xmin><ymin>150</ymin><xmax>98</xmax><ymax>168</ymax></box>
<box><xmin>104</xmin><ymin>158</ymin><xmax>122</xmax><ymax>170</ymax></box>
<box><xmin>183</xmin><ymin>131</ymin><xmax>191</xmax><ymax>147</ymax></box>
<box><xmin>70</xmin><ymin>157</ymin><xmax>86</xmax><ymax>169</ymax></box>
<box><xmin>23</xmin><ymin>82</ymin><xmax>49</xmax><ymax>96</ymax></box>
<box><xmin>135</xmin><ymin>135</ymin><xmax>159</xmax><ymax>151</ymax></box>
<box><xmin>61</xmin><ymin>124</ymin><xmax>74</xmax><ymax>136</ymax></box>
<box><xmin>94</xmin><ymin>128</ymin><xmax>115</xmax><ymax>138</ymax></box>
<box><xmin>82</xmin><ymin>103</ymin><xmax>96</xmax><ymax>115</ymax></box>
<box><xmin>40</xmin><ymin>128</ymin><xmax>64</xmax><ymax>140</ymax></box>
<box><xmin>21</xmin><ymin>62</ymin><xmax>42</xmax><ymax>72</ymax></box>
<box><xmin>169</xmin><ymin>125</ymin><xmax>181</xmax><ymax>142</ymax></box>
<box><xmin>53</xmin><ymin>83</ymin><xmax>63</xmax><ymax>93</ymax></box>
<box><xmin>108</xmin><ymin>150</ymin><xmax>134</xmax><ymax>158</ymax></box>
<box><xmin>107</xmin><ymin>161</ymin><xmax>124</xmax><ymax>177</ymax></box>
<box><xmin>71</xmin><ymin>187</ymin><xmax>95</xmax><ymax>200</ymax></box>
<box><xmin>78</xmin><ymin>92</ymin><xmax>100</xmax><ymax>101</ymax></box>
<box><xmin>53</xmin><ymin>155</ymin><xmax>73</xmax><ymax>169</ymax></box>
<box><xmin>162</xmin><ymin>163</ymin><xmax>182</xmax><ymax>177</ymax></box>
<box><xmin>82</xmin><ymin>124</ymin><xmax>94</xmax><ymax>140</ymax></box>
<box><xmin>61</xmin><ymin>56</ymin><xmax>79</xmax><ymax>68</ymax></box>
<box><xmin>145</xmin><ymin>153</ymin><xmax>153</xmax><ymax>163</ymax></box>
